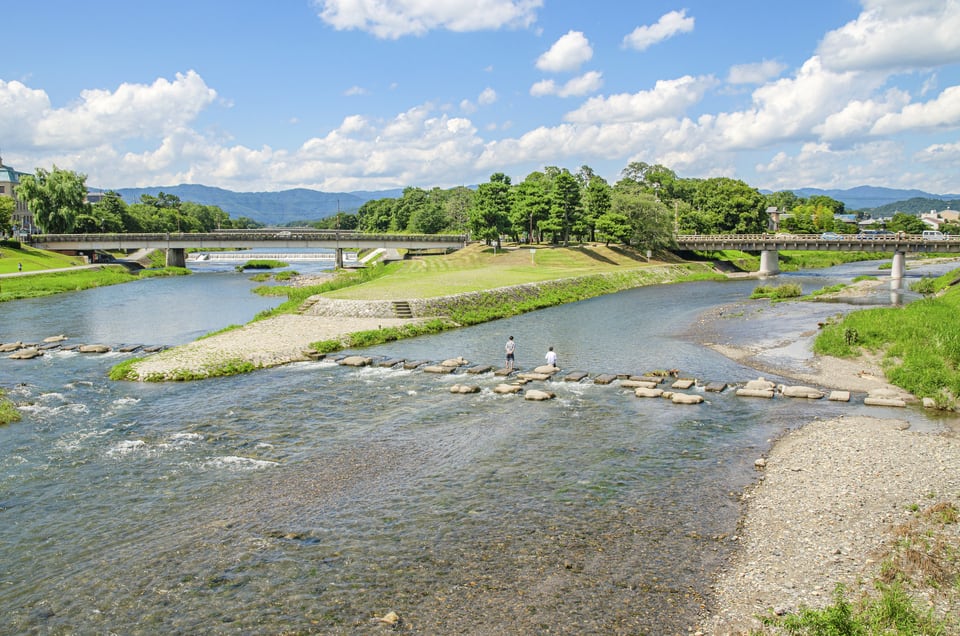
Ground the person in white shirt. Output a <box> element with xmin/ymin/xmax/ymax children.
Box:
<box><xmin>545</xmin><ymin>346</ymin><xmax>558</xmax><ymax>368</ymax></box>
<box><xmin>505</xmin><ymin>336</ymin><xmax>516</xmax><ymax>370</ymax></box>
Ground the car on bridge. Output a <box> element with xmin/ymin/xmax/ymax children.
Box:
<box><xmin>820</xmin><ymin>232</ymin><xmax>843</xmax><ymax>240</ymax></box>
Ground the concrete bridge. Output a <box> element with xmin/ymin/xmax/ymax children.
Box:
<box><xmin>28</xmin><ymin>230</ymin><xmax>467</xmax><ymax>267</ymax></box>
<box><xmin>675</xmin><ymin>234</ymin><xmax>960</xmax><ymax>278</ymax></box>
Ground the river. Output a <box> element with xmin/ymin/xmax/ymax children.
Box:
<box><xmin>0</xmin><ymin>257</ymin><xmax>954</xmax><ymax>634</ymax></box>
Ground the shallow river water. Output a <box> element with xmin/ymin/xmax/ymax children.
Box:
<box><xmin>0</xmin><ymin>258</ymin><xmax>953</xmax><ymax>634</ymax></box>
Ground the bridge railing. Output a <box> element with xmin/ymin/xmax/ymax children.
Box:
<box><xmin>30</xmin><ymin>231</ymin><xmax>468</xmax><ymax>244</ymax></box>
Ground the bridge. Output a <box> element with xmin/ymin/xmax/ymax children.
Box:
<box><xmin>675</xmin><ymin>234</ymin><xmax>960</xmax><ymax>278</ymax></box>
<box><xmin>28</xmin><ymin>230</ymin><xmax>467</xmax><ymax>267</ymax></box>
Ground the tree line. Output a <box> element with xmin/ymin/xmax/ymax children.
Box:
<box><xmin>10</xmin><ymin>161</ymin><xmax>955</xmax><ymax>246</ymax></box>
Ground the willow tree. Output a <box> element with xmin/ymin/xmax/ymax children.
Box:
<box><xmin>15</xmin><ymin>166</ymin><xmax>89</xmax><ymax>234</ymax></box>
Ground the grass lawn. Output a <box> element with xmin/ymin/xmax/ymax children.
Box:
<box><xmin>326</xmin><ymin>242</ymin><xmax>672</xmax><ymax>300</ymax></box>
<box><xmin>0</xmin><ymin>244</ymin><xmax>86</xmax><ymax>273</ymax></box>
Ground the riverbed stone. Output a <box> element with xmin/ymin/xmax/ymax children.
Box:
<box><xmin>517</xmin><ymin>372</ymin><xmax>552</xmax><ymax>381</ymax></box>
<box><xmin>43</xmin><ymin>334</ymin><xmax>68</xmax><ymax>343</ymax></box>
<box><xmin>634</xmin><ymin>387</ymin><xmax>665</xmax><ymax>398</ymax></box>
<box><xmin>493</xmin><ymin>383</ymin><xmax>523</xmax><ymax>394</ymax></box>
<box><xmin>9</xmin><ymin>348</ymin><xmax>42</xmax><ymax>359</ymax></box>
<box><xmin>449</xmin><ymin>384</ymin><xmax>481</xmax><ymax>394</ymax></box>
<box><xmin>423</xmin><ymin>365</ymin><xmax>456</xmax><ymax>374</ymax></box>
<box><xmin>78</xmin><ymin>344</ymin><xmax>111</xmax><ymax>353</ymax></box>
<box><xmin>621</xmin><ymin>379</ymin><xmax>658</xmax><ymax>389</ymax></box>
<box><xmin>339</xmin><ymin>355</ymin><xmax>373</xmax><ymax>367</ymax></box>
<box><xmin>0</xmin><ymin>342</ymin><xmax>23</xmax><ymax>352</ymax></box>
<box><xmin>779</xmin><ymin>385</ymin><xmax>825</xmax><ymax>399</ymax></box>
<box><xmin>672</xmin><ymin>392</ymin><xmax>704</xmax><ymax>404</ymax></box>
<box><xmin>524</xmin><ymin>389</ymin><xmax>556</xmax><ymax>401</ymax></box>
<box><xmin>736</xmin><ymin>388</ymin><xmax>775</xmax><ymax>398</ymax></box>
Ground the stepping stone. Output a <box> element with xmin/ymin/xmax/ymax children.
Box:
<box><xmin>864</xmin><ymin>397</ymin><xmax>906</xmax><ymax>407</ymax></box>
<box><xmin>493</xmin><ymin>383</ymin><xmax>523</xmax><ymax>394</ymax></box>
<box><xmin>117</xmin><ymin>344</ymin><xmax>143</xmax><ymax>353</ymax></box>
<box><xmin>339</xmin><ymin>356</ymin><xmax>373</xmax><ymax>367</ymax></box>
<box><xmin>736</xmin><ymin>388</ymin><xmax>774</xmax><ymax>398</ymax></box>
<box><xmin>634</xmin><ymin>387</ymin><xmax>664</xmax><ymax>398</ymax></box>
<box><xmin>517</xmin><ymin>372</ymin><xmax>552</xmax><ymax>381</ymax></box>
<box><xmin>423</xmin><ymin>365</ymin><xmax>456</xmax><ymax>374</ymax></box>
<box><xmin>378</xmin><ymin>358</ymin><xmax>405</xmax><ymax>368</ymax></box>
<box><xmin>494</xmin><ymin>367</ymin><xmax>516</xmax><ymax>376</ymax></box>
<box><xmin>78</xmin><ymin>344</ymin><xmax>111</xmax><ymax>353</ymax></box>
<box><xmin>828</xmin><ymin>390</ymin><xmax>851</xmax><ymax>402</ymax></box>
<box><xmin>403</xmin><ymin>360</ymin><xmax>430</xmax><ymax>370</ymax></box>
<box><xmin>466</xmin><ymin>364</ymin><xmax>493</xmax><ymax>374</ymax></box>
<box><xmin>593</xmin><ymin>374</ymin><xmax>618</xmax><ymax>385</ymax></box>
<box><xmin>563</xmin><ymin>371</ymin><xmax>589</xmax><ymax>382</ymax></box>
<box><xmin>524</xmin><ymin>389</ymin><xmax>556</xmax><ymax>401</ymax></box>
<box><xmin>704</xmin><ymin>382</ymin><xmax>727</xmax><ymax>393</ymax></box>
<box><xmin>632</xmin><ymin>376</ymin><xmax>663</xmax><ymax>384</ymax></box>
<box><xmin>142</xmin><ymin>345</ymin><xmax>167</xmax><ymax>353</ymax></box>
<box><xmin>38</xmin><ymin>342</ymin><xmax>62</xmax><ymax>351</ymax></box>
<box><xmin>449</xmin><ymin>384</ymin><xmax>481</xmax><ymax>394</ymax></box>
<box><xmin>671</xmin><ymin>379</ymin><xmax>695</xmax><ymax>390</ymax></box>
<box><xmin>60</xmin><ymin>343</ymin><xmax>81</xmax><ymax>351</ymax></box>
<box><xmin>672</xmin><ymin>393</ymin><xmax>704</xmax><ymax>404</ymax></box>
<box><xmin>621</xmin><ymin>379</ymin><xmax>658</xmax><ymax>389</ymax></box>
<box><xmin>8</xmin><ymin>348</ymin><xmax>42</xmax><ymax>359</ymax></box>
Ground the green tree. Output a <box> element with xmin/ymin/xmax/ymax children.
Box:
<box><xmin>511</xmin><ymin>172</ymin><xmax>552</xmax><ymax>243</ymax></box>
<box><xmin>356</xmin><ymin>198</ymin><xmax>395</xmax><ymax>232</ymax></box>
<box><xmin>15</xmin><ymin>166</ymin><xmax>89</xmax><ymax>233</ymax></box>
<box><xmin>887</xmin><ymin>212</ymin><xmax>926</xmax><ymax>234</ymax></box>
<box><xmin>690</xmin><ymin>177</ymin><xmax>767</xmax><ymax>234</ymax></box>
<box><xmin>408</xmin><ymin>188</ymin><xmax>449</xmax><ymax>234</ymax></box>
<box><xmin>595</xmin><ymin>211</ymin><xmax>631</xmax><ymax>246</ymax></box>
<box><xmin>548</xmin><ymin>170</ymin><xmax>581</xmax><ymax>246</ymax></box>
<box><xmin>391</xmin><ymin>187</ymin><xmax>428</xmax><ymax>232</ymax></box>
<box><xmin>0</xmin><ymin>196</ymin><xmax>14</xmax><ymax>236</ymax></box>
<box><xmin>444</xmin><ymin>186</ymin><xmax>474</xmax><ymax>234</ymax></box>
<box><xmin>613</xmin><ymin>189</ymin><xmax>675</xmax><ymax>250</ymax></box>
<box><xmin>581</xmin><ymin>175</ymin><xmax>612</xmax><ymax>242</ymax></box>
<box><xmin>470</xmin><ymin>173</ymin><xmax>512</xmax><ymax>248</ymax></box>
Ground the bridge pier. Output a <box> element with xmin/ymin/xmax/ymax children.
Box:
<box><xmin>166</xmin><ymin>248</ymin><xmax>186</xmax><ymax>268</ymax></box>
<box><xmin>335</xmin><ymin>248</ymin><xmax>343</xmax><ymax>268</ymax></box>
<box><xmin>759</xmin><ymin>249</ymin><xmax>780</xmax><ymax>277</ymax></box>
<box><xmin>890</xmin><ymin>251</ymin><xmax>906</xmax><ymax>280</ymax></box>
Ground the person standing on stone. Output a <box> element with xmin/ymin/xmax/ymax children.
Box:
<box><xmin>545</xmin><ymin>346</ymin><xmax>558</xmax><ymax>368</ymax></box>
<box><xmin>505</xmin><ymin>336</ymin><xmax>516</xmax><ymax>370</ymax></box>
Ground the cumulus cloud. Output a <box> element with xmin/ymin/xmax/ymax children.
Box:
<box><xmin>32</xmin><ymin>71</ymin><xmax>217</xmax><ymax>150</ymax></box>
<box><xmin>344</xmin><ymin>85</ymin><xmax>369</xmax><ymax>96</ymax></box>
<box><xmin>622</xmin><ymin>10</ymin><xmax>694</xmax><ymax>52</ymax></box>
<box><xmin>313</xmin><ymin>0</ymin><xmax>542</xmax><ymax>39</ymax></box>
<box><xmin>529</xmin><ymin>71</ymin><xmax>603</xmax><ymax>98</ymax></box>
<box><xmin>870</xmin><ymin>85</ymin><xmax>960</xmax><ymax>134</ymax></box>
<box><xmin>818</xmin><ymin>0</ymin><xmax>960</xmax><ymax>72</ymax></box>
<box><xmin>536</xmin><ymin>30</ymin><xmax>593</xmax><ymax>73</ymax></box>
<box><xmin>564</xmin><ymin>75</ymin><xmax>716</xmax><ymax>124</ymax></box>
<box><xmin>727</xmin><ymin>60</ymin><xmax>787</xmax><ymax>85</ymax></box>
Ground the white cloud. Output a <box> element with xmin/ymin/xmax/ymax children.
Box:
<box><xmin>818</xmin><ymin>0</ymin><xmax>960</xmax><ymax>72</ymax></box>
<box><xmin>32</xmin><ymin>71</ymin><xmax>217</xmax><ymax>150</ymax></box>
<box><xmin>478</xmin><ymin>87</ymin><xmax>497</xmax><ymax>105</ymax></box>
<box><xmin>871</xmin><ymin>85</ymin><xmax>960</xmax><ymax>134</ymax></box>
<box><xmin>536</xmin><ymin>30</ymin><xmax>593</xmax><ymax>73</ymax></box>
<box><xmin>815</xmin><ymin>89</ymin><xmax>911</xmax><ymax>140</ymax></box>
<box><xmin>727</xmin><ymin>60</ymin><xmax>787</xmax><ymax>85</ymax></box>
<box><xmin>564</xmin><ymin>75</ymin><xmax>715</xmax><ymax>123</ymax></box>
<box><xmin>344</xmin><ymin>85</ymin><xmax>369</xmax><ymax>96</ymax></box>
<box><xmin>529</xmin><ymin>71</ymin><xmax>603</xmax><ymax>98</ymax></box>
<box><xmin>314</xmin><ymin>0</ymin><xmax>543</xmax><ymax>39</ymax></box>
<box><xmin>622</xmin><ymin>10</ymin><xmax>694</xmax><ymax>52</ymax></box>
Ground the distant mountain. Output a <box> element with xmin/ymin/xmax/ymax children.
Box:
<box><xmin>788</xmin><ymin>185</ymin><xmax>960</xmax><ymax>211</ymax></box>
<box><xmin>111</xmin><ymin>184</ymin><xmax>404</xmax><ymax>225</ymax></box>
<box><xmin>108</xmin><ymin>183</ymin><xmax>960</xmax><ymax>226</ymax></box>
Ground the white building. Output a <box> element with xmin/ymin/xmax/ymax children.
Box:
<box><xmin>0</xmin><ymin>155</ymin><xmax>34</xmax><ymax>235</ymax></box>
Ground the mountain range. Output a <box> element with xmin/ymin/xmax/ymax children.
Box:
<box><xmin>110</xmin><ymin>183</ymin><xmax>960</xmax><ymax>226</ymax></box>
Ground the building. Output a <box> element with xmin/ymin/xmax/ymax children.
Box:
<box><xmin>0</xmin><ymin>155</ymin><xmax>34</xmax><ymax>236</ymax></box>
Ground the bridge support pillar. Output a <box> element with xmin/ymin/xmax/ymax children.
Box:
<box><xmin>890</xmin><ymin>251</ymin><xmax>906</xmax><ymax>280</ymax></box>
<box><xmin>335</xmin><ymin>248</ymin><xmax>344</xmax><ymax>268</ymax></box>
<box><xmin>758</xmin><ymin>249</ymin><xmax>780</xmax><ymax>277</ymax></box>
<box><xmin>166</xmin><ymin>248</ymin><xmax>186</xmax><ymax>268</ymax></box>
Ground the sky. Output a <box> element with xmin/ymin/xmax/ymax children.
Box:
<box><xmin>2</xmin><ymin>0</ymin><xmax>960</xmax><ymax>195</ymax></box>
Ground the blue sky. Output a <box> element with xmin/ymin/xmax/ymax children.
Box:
<box><xmin>2</xmin><ymin>0</ymin><xmax>959</xmax><ymax>195</ymax></box>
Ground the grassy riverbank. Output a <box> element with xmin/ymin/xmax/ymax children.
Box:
<box><xmin>0</xmin><ymin>242</ymin><xmax>85</xmax><ymax>273</ymax></box>
<box><xmin>0</xmin><ymin>389</ymin><xmax>20</xmax><ymax>425</ymax></box>
<box><xmin>0</xmin><ymin>264</ymin><xmax>189</xmax><ymax>302</ymax></box>
<box><xmin>814</xmin><ymin>267</ymin><xmax>960</xmax><ymax>408</ymax></box>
